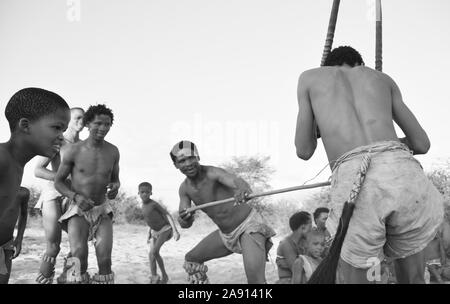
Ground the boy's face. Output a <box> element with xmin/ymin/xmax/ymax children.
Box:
<box><xmin>28</xmin><ymin>108</ymin><xmax>70</xmax><ymax>157</ymax></box>
<box><xmin>315</xmin><ymin>212</ymin><xmax>328</xmax><ymax>229</ymax></box>
<box><xmin>174</xmin><ymin>155</ymin><xmax>200</xmax><ymax>178</ymax></box>
<box><xmin>138</xmin><ymin>186</ymin><xmax>152</xmax><ymax>201</ymax></box>
<box><xmin>307</xmin><ymin>234</ymin><xmax>325</xmax><ymax>259</ymax></box>
<box><xmin>87</xmin><ymin>114</ymin><xmax>111</xmax><ymax>141</ymax></box>
<box><xmin>299</xmin><ymin>220</ymin><xmax>312</xmax><ymax>236</ymax></box>
<box><xmin>69</xmin><ymin>109</ymin><xmax>85</xmax><ymax>133</ymax></box>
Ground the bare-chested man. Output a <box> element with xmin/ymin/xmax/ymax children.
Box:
<box><xmin>34</xmin><ymin>107</ymin><xmax>85</xmax><ymax>284</ymax></box>
<box><xmin>55</xmin><ymin>104</ymin><xmax>120</xmax><ymax>284</ymax></box>
<box><xmin>295</xmin><ymin>46</ymin><xmax>443</xmax><ymax>283</ymax></box>
<box><xmin>172</xmin><ymin>140</ymin><xmax>275</xmax><ymax>284</ymax></box>
<box><xmin>0</xmin><ymin>88</ymin><xmax>70</xmax><ymax>284</ymax></box>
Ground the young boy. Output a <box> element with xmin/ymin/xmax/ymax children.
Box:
<box><xmin>275</xmin><ymin>211</ymin><xmax>311</xmax><ymax>284</ymax></box>
<box><xmin>138</xmin><ymin>182</ymin><xmax>180</xmax><ymax>284</ymax></box>
<box><xmin>291</xmin><ymin>230</ymin><xmax>325</xmax><ymax>284</ymax></box>
<box><xmin>0</xmin><ymin>87</ymin><xmax>70</xmax><ymax>284</ymax></box>
<box><xmin>173</xmin><ymin>140</ymin><xmax>275</xmax><ymax>284</ymax></box>
<box><xmin>424</xmin><ymin>218</ymin><xmax>450</xmax><ymax>284</ymax></box>
<box><xmin>34</xmin><ymin>107</ymin><xmax>85</xmax><ymax>284</ymax></box>
<box><xmin>55</xmin><ymin>104</ymin><xmax>120</xmax><ymax>284</ymax></box>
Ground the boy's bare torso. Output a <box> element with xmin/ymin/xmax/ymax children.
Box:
<box><xmin>142</xmin><ymin>200</ymin><xmax>169</xmax><ymax>231</ymax></box>
<box><xmin>0</xmin><ymin>145</ymin><xmax>23</xmax><ymax>244</ymax></box>
<box><xmin>305</xmin><ymin>66</ymin><xmax>399</xmax><ymax>164</ymax></box>
<box><xmin>182</xmin><ymin>166</ymin><xmax>252</xmax><ymax>234</ymax></box>
<box><xmin>68</xmin><ymin>140</ymin><xmax>118</xmax><ymax>205</ymax></box>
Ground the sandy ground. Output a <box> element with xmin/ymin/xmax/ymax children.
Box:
<box><xmin>9</xmin><ymin>220</ymin><xmax>281</xmax><ymax>284</ymax></box>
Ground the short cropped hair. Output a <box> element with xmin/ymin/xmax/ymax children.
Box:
<box><xmin>70</xmin><ymin>107</ymin><xmax>85</xmax><ymax>113</ymax></box>
<box><xmin>138</xmin><ymin>182</ymin><xmax>152</xmax><ymax>190</ymax></box>
<box><xmin>5</xmin><ymin>87</ymin><xmax>70</xmax><ymax>131</ymax></box>
<box><xmin>324</xmin><ymin>46</ymin><xmax>365</xmax><ymax>67</ymax></box>
<box><xmin>307</xmin><ymin>229</ymin><xmax>325</xmax><ymax>242</ymax></box>
<box><xmin>313</xmin><ymin>207</ymin><xmax>330</xmax><ymax>221</ymax></box>
<box><xmin>83</xmin><ymin>104</ymin><xmax>114</xmax><ymax>126</ymax></box>
<box><xmin>289</xmin><ymin>211</ymin><xmax>311</xmax><ymax>231</ymax></box>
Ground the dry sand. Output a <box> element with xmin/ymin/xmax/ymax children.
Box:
<box><xmin>9</xmin><ymin>220</ymin><xmax>281</xmax><ymax>284</ymax></box>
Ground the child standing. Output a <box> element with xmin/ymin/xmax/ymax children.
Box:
<box><xmin>138</xmin><ymin>182</ymin><xmax>180</xmax><ymax>284</ymax></box>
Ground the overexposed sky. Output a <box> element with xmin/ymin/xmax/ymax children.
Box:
<box><xmin>1</xmin><ymin>0</ymin><xmax>449</xmax><ymax>211</ymax></box>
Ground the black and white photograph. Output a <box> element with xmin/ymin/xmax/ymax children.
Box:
<box><xmin>0</xmin><ymin>0</ymin><xmax>449</xmax><ymax>289</ymax></box>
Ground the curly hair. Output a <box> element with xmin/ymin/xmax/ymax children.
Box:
<box><xmin>324</xmin><ymin>46</ymin><xmax>365</xmax><ymax>67</ymax></box>
<box><xmin>83</xmin><ymin>104</ymin><xmax>114</xmax><ymax>126</ymax></box>
<box><xmin>289</xmin><ymin>211</ymin><xmax>311</xmax><ymax>231</ymax></box>
<box><xmin>5</xmin><ymin>87</ymin><xmax>70</xmax><ymax>131</ymax></box>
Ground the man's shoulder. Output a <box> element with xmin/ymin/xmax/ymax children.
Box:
<box><xmin>142</xmin><ymin>200</ymin><xmax>156</xmax><ymax>209</ymax></box>
<box><xmin>204</xmin><ymin>165</ymin><xmax>229</xmax><ymax>178</ymax></box>
<box><xmin>103</xmin><ymin>141</ymin><xmax>119</xmax><ymax>152</ymax></box>
<box><xmin>300</xmin><ymin>67</ymin><xmax>329</xmax><ymax>78</ymax></box>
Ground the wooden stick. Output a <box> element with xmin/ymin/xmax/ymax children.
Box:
<box><xmin>185</xmin><ymin>181</ymin><xmax>331</xmax><ymax>213</ymax></box>
<box><xmin>321</xmin><ymin>0</ymin><xmax>341</xmax><ymax>66</ymax></box>
<box><xmin>317</xmin><ymin>0</ymin><xmax>341</xmax><ymax>138</ymax></box>
<box><xmin>375</xmin><ymin>0</ymin><xmax>382</xmax><ymax>71</ymax></box>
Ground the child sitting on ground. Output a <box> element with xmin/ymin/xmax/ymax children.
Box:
<box><xmin>424</xmin><ymin>211</ymin><xmax>450</xmax><ymax>284</ymax></box>
<box><xmin>291</xmin><ymin>230</ymin><xmax>325</xmax><ymax>284</ymax></box>
<box><xmin>138</xmin><ymin>182</ymin><xmax>180</xmax><ymax>284</ymax></box>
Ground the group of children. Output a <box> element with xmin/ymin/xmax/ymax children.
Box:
<box><xmin>275</xmin><ymin>208</ymin><xmax>330</xmax><ymax>284</ymax></box>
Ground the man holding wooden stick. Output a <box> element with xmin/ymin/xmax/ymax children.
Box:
<box><xmin>171</xmin><ymin>140</ymin><xmax>275</xmax><ymax>284</ymax></box>
<box><xmin>295</xmin><ymin>46</ymin><xmax>444</xmax><ymax>283</ymax></box>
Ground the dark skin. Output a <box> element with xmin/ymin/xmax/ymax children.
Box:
<box><xmin>178</xmin><ymin>161</ymin><xmax>252</xmax><ymax>234</ymax></box>
<box><xmin>0</xmin><ymin>187</ymin><xmax>29</xmax><ymax>284</ymax></box>
<box><xmin>175</xmin><ymin>154</ymin><xmax>269</xmax><ymax>283</ymax></box>
<box><xmin>139</xmin><ymin>185</ymin><xmax>179</xmax><ymax>283</ymax></box>
<box><xmin>0</xmin><ymin>109</ymin><xmax>69</xmax><ymax>284</ymax></box>
<box><xmin>291</xmin><ymin>234</ymin><xmax>325</xmax><ymax>284</ymax></box>
<box><xmin>143</xmin><ymin>200</ymin><xmax>173</xmax><ymax>232</ymax></box>
<box><xmin>276</xmin><ymin>221</ymin><xmax>312</xmax><ymax>280</ymax></box>
<box><xmin>296</xmin><ymin>64</ymin><xmax>432</xmax><ymax>283</ymax></box>
<box><xmin>54</xmin><ymin>114</ymin><xmax>120</xmax><ymax>276</ymax></box>
<box><xmin>1</xmin><ymin>110</ymin><xmax>69</xmax><ymax>247</ymax></box>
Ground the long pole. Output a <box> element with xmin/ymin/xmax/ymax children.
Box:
<box><xmin>375</xmin><ymin>0</ymin><xmax>382</xmax><ymax>71</ymax></box>
<box><xmin>321</xmin><ymin>0</ymin><xmax>341</xmax><ymax>66</ymax></box>
<box><xmin>185</xmin><ymin>181</ymin><xmax>331</xmax><ymax>213</ymax></box>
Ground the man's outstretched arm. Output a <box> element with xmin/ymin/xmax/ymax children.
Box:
<box><xmin>295</xmin><ymin>71</ymin><xmax>317</xmax><ymax>160</ymax></box>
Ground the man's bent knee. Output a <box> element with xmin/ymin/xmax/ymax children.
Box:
<box><xmin>185</xmin><ymin>251</ymin><xmax>204</xmax><ymax>264</ymax></box>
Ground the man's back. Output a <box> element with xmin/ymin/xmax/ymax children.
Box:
<box><xmin>303</xmin><ymin>66</ymin><xmax>399</xmax><ymax>163</ymax></box>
